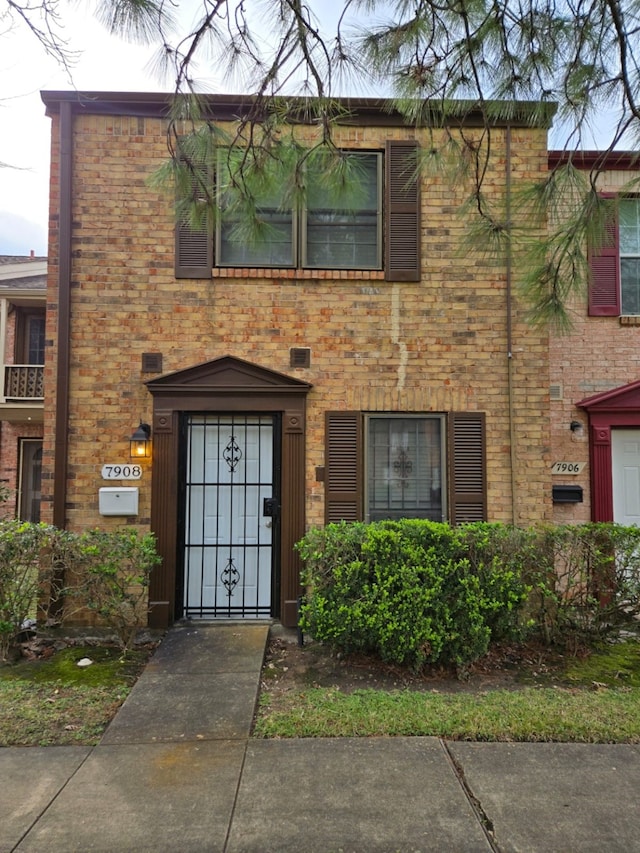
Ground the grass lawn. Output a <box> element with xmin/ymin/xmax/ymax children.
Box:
<box><xmin>3</xmin><ymin>634</ymin><xmax>640</xmax><ymax>746</ymax></box>
<box><xmin>0</xmin><ymin>644</ymin><xmax>153</xmax><ymax>746</ymax></box>
<box><xmin>254</xmin><ymin>636</ymin><xmax>640</xmax><ymax>743</ymax></box>
<box><xmin>255</xmin><ymin>684</ymin><xmax>640</xmax><ymax>741</ymax></box>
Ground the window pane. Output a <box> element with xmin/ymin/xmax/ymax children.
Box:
<box><xmin>217</xmin><ymin>153</ymin><xmax>294</xmax><ymax>267</ymax></box>
<box><xmin>367</xmin><ymin>417</ymin><xmax>443</xmax><ymax>521</ymax></box>
<box><xmin>621</xmin><ymin>259</ymin><xmax>640</xmax><ymax>314</ymax></box>
<box><xmin>27</xmin><ymin>315</ymin><xmax>45</xmax><ymax>364</ymax></box>
<box><xmin>620</xmin><ymin>200</ymin><xmax>640</xmax><ymax>255</ymax></box>
<box><xmin>305</xmin><ymin>153</ymin><xmax>380</xmax><ymax>270</ymax></box>
<box><xmin>220</xmin><ymin>211</ymin><xmax>294</xmax><ymax>266</ymax></box>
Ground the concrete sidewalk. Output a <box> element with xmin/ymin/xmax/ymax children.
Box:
<box><xmin>2</xmin><ymin>624</ymin><xmax>640</xmax><ymax>853</ymax></box>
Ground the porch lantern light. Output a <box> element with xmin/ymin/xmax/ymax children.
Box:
<box><xmin>569</xmin><ymin>420</ymin><xmax>584</xmax><ymax>435</ymax></box>
<box><xmin>130</xmin><ymin>422</ymin><xmax>152</xmax><ymax>459</ymax></box>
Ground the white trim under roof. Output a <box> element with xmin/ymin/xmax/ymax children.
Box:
<box><xmin>0</xmin><ymin>260</ymin><xmax>47</xmax><ymax>281</ymax></box>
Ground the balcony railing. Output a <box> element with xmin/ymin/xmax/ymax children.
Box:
<box><xmin>4</xmin><ymin>365</ymin><xmax>44</xmax><ymax>400</ymax></box>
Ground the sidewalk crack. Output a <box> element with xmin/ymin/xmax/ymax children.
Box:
<box><xmin>440</xmin><ymin>739</ymin><xmax>502</xmax><ymax>853</ymax></box>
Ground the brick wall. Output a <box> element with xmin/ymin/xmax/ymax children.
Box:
<box><xmin>42</xmin><ymin>110</ymin><xmax>552</xmax><ymax>531</ymax></box>
<box><xmin>549</xmin><ymin>168</ymin><xmax>640</xmax><ymax>523</ymax></box>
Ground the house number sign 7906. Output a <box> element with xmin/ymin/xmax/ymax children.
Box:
<box><xmin>551</xmin><ymin>462</ymin><xmax>585</xmax><ymax>475</ymax></box>
<box><xmin>101</xmin><ymin>464</ymin><xmax>143</xmax><ymax>480</ymax></box>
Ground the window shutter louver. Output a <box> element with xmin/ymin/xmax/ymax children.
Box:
<box><xmin>588</xmin><ymin>205</ymin><xmax>619</xmax><ymax>316</ymax></box>
<box><xmin>325</xmin><ymin>411</ymin><xmax>363</xmax><ymax>523</ymax></box>
<box><xmin>385</xmin><ymin>140</ymin><xmax>420</xmax><ymax>282</ymax></box>
<box><xmin>449</xmin><ymin>412</ymin><xmax>487</xmax><ymax>524</ymax></box>
<box><xmin>175</xmin><ymin>162</ymin><xmax>213</xmax><ymax>279</ymax></box>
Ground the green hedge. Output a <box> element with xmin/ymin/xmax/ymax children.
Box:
<box><xmin>0</xmin><ymin>522</ymin><xmax>161</xmax><ymax>659</ymax></box>
<box><xmin>297</xmin><ymin>520</ymin><xmax>640</xmax><ymax>670</ymax></box>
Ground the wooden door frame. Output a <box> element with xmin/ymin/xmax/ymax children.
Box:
<box><xmin>146</xmin><ymin>356</ymin><xmax>311</xmax><ymax>629</ymax></box>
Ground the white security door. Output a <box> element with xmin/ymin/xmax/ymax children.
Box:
<box><xmin>612</xmin><ymin>429</ymin><xmax>640</xmax><ymax>526</ymax></box>
<box><xmin>183</xmin><ymin>414</ymin><xmax>276</xmax><ymax>618</ymax></box>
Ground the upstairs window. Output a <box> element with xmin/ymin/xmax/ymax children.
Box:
<box><xmin>589</xmin><ymin>197</ymin><xmax>640</xmax><ymax>317</ymax></box>
<box><xmin>620</xmin><ymin>200</ymin><xmax>640</xmax><ymax>315</ymax></box>
<box><xmin>303</xmin><ymin>153</ymin><xmax>381</xmax><ymax>270</ymax></box>
<box><xmin>217</xmin><ymin>151</ymin><xmax>382</xmax><ymax>270</ymax></box>
<box><xmin>16</xmin><ymin>309</ymin><xmax>45</xmax><ymax>365</ymax></box>
<box><xmin>176</xmin><ymin>141</ymin><xmax>420</xmax><ymax>282</ymax></box>
<box><xmin>217</xmin><ymin>152</ymin><xmax>295</xmax><ymax>267</ymax></box>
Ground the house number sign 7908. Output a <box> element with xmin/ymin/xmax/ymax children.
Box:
<box><xmin>101</xmin><ymin>464</ymin><xmax>143</xmax><ymax>480</ymax></box>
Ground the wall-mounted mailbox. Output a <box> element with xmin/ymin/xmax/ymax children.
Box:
<box><xmin>99</xmin><ymin>487</ymin><xmax>139</xmax><ymax>516</ymax></box>
<box><xmin>552</xmin><ymin>484</ymin><xmax>583</xmax><ymax>504</ymax></box>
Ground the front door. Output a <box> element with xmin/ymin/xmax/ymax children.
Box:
<box><xmin>180</xmin><ymin>413</ymin><xmax>279</xmax><ymax>619</ymax></box>
<box><xmin>612</xmin><ymin>429</ymin><xmax>640</xmax><ymax>525</ymax></box>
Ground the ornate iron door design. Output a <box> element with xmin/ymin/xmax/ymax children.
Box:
<box><xmin>182</xmin><ymin>414</ymin><xmax>276</xmax><ymax>618</ymax></box>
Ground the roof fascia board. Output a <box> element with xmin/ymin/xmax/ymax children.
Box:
<box><xmin>41</xmin><ymin>90</ymin><xmax>556</xmax><ymax>129</ymax></box>
<box><xmin>0</xmin><ymin>262</ymin><xmax>48</xmax><ymax>279</ymax></box>
<box><xmin>549</xmin><ymin>150</ymin><xmax>640</xmax><ymax>170</ymax></box>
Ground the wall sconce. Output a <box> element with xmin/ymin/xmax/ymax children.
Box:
<box><xmin>569</xmin><ymin>420</ymin><xmax>584</xmax><ymax>439</ymax></box>
<box><xmin>130</xmin><ymin>422</ymin><xmax>152</xmax><ymax>459</ymax></box>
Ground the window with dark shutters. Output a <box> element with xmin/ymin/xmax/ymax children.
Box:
<box><xmin>385</xmin><ymin>140</ymin><xmax>421</xmax><ymax>282</ymax></box>
<box><xmin>324</xmin><ymin>411</ymin><xmax>363</xmax><ymax>523</ymax></box>
<box><xmin>176</xmin><ymin>141</ymin><xmax>422</xmax><ymax>279</ymax></box>
<box><xmin>324</xmin><ymin>410</ymin><xmax>486</xmax><ymax>526</ymax></box>
<box><xmin>588</xmin><ymin>213</ymin><xmax>620</xmax><ymax>316</ymax></box>
<box><xmin>449</xmin><ymin>412</ymin><xmax>487</xmax><ymax>524</ymax></box>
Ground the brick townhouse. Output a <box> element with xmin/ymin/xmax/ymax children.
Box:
<box><xmin>548</xmin><ymin>151</ymin><xmax>640</xmax><ymax>529</ymax></box>
<box><xmin>40</xmin><ymin>91</ymin><xmax>555</xmax><ymax>629</ymax></box>
<box><xmin>0</xmin><ymin>255</ymin><xmax>46</xmax><ymax>521</ymax></box>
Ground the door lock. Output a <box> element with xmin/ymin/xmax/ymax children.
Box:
<box><xmin>263</xmin><ymin>497</ymin><xmax>280</xmax><ymax>517</ymax></box>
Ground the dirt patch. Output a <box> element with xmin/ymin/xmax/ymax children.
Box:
<box><xmin>261</xmin><ymin>632</ymin><xmax>571</xmax><ymax>702</ymax></box>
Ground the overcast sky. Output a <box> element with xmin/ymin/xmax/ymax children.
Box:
<box><xmin>0</xmin><ymin>4</ymin><xmax>170</xmax><ymax>256</ymax></box>
<box><xmin>0</xmin><ymin>1</ymin><xmax>354</xmax><ymax>257</ymax></box>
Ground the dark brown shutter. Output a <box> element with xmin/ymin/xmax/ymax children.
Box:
<box><xmin>588</xmin><ymin>203</ymin><xmax>619</xmax><ymax>316</ymax></box>
<box><xmin>449</xmin><ymin>412</ymin><xmax>487</xmax><ymax>524</ymax></box>
<box><xmin>385</xmin><ymin>140</ymin><xmax>420</xmax><ymax>282</ymax></box>
<box><xmin>175</xmin><ymin>162</ymin><xmax>213</xmax><ymax>279</ymax></box>
<box><xmin>325</xmin><ymin>411</ymin><xmax>363</xmax><ymax>523</ymax></box>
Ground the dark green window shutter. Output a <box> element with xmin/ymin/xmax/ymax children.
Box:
<box><xmin>325</xmin><ymin>411</ymin><xmax>363</xmax><ymax>523</ymax></box>
<box><xmin>175</xmin><ymin>162</ymin><xmax>213</xmax><ymax>279</ymax></box>
<box><xmin>588</xmin><ymin>210</ymin><xmax>620</xmax><ymax>316</ymax></box>
<box><xmin>449</xmin><ymin>412</ymin><xmax>487</xmax><ymax>524</ymax></box>
<box><xmin>385</xmin><ymin>140</ymin><xmax>420</xmax><ymax>282</ymax></box>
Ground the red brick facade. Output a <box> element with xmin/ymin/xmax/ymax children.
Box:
<box><xmin>549</xmin><ymin>164</ymin><xmax>640</xmax><ymax>524</ymax></box>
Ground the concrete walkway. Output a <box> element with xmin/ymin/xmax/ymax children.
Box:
<box><xmin>2</xmin><ymin>623</ymin><xmax>640</xmax><ymax>852</ymax></box>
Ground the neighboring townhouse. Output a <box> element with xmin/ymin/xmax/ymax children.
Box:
<box><xmin>41</xmin><ymin>91</ymin><xmax>553</xmax><ymax>629</ymax></box>
<box><xmin>0</xmin><ymin>255</ymin><xmax>46</xmax><ymax>522</ymax></box>
<box><xmin>549</xmin><ymin>152</ymin><xmax>640</xmax><ymax>529</ymax></box>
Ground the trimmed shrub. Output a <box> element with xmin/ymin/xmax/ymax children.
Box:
<box><xmin>0</xmin><ymin>521</ymin><xmax>79</xmax><ymax>660</ymax></box>
<box><xmin>0</xmin><ymin>524</ymin><xmax>161</xmax><ymax>660</ymax></box>
<box><xmin>523</xmin><ymin>522</ymin><xmax>640</xmax><ymax>645</ymax></box>
<box><xmin>298</xmin><ymin>520</ymin><xmax>527</xmax><ymax>670</ymax></box>
<box><xmin>456</xmin><ymin>523</ymin><xmax>534</xmax><ymax>641</ymax></box>
<box><xmin>71</xmin><ymin>529</ymin><xmax>162</xmax><ymax>652</ymax></box>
